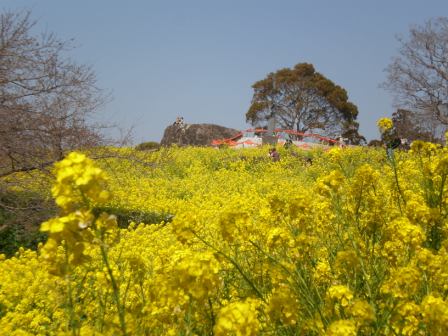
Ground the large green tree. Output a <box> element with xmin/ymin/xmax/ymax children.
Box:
<box><xmin>246</xmin><ymin>63</ymin><xmax>364</xmax><ymax>144</ymax></box>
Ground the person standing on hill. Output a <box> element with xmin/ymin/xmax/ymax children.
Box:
<box><xmin>269</xmin><ymin>147</ymin><xmax>280</xmax><ymax>162</ymax></box>
<box><xmin>378</xmin><ymin>118</ymin><xmax>401</xmax><ymax>160</ymax></box>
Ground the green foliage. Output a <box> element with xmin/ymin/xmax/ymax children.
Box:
<box><xmin>93</xmin><ymin>206</ymin><xmax>173</xmax><ymax>227</ymax></box>
<box><xmin>246</xmin><ymin>62</ymin><xmax>365</xmax><ymax>144</ymax></box>
<box><xmin>0</xmin><ymin>224</ymin><xmax>18</xmax><ymax>257</ymax></box>
<box><xmin>135</xmin><ymin>141</ymin><xmax>160</xmax><ymax>151</ymax></box>
<box><xmin>368</xmin><ymin>139</ymin><xmax>383</xmax><ymax>147</ymax></box>
<box><xmin>0</xmin><ymin>191</ymin><xmax>51</xmax><ymax>256</ymax></box>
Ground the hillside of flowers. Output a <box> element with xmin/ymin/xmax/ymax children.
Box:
<box><xmin>1</xmin><ymin>133</ymin><xmax>448</xmax><ymax>335</ymax></box>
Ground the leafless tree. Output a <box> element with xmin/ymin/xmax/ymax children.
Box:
<box><xmin>0</xmin><ymin>9</ymin><xmax>109</xmax><ymax>177</ymax></box>
<box><xmin>383</xmin><ymin>17</ymin><xmax>448</xmax><ymax>140</ymax></box>
<box><xmin>392</xmin><ymin>108</ymin><xmax>441</xmax><ymax>143</ymax></box>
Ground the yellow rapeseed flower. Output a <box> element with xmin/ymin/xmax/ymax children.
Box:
<box><xmin>377</xmin><ymin>117</ymin><xmax>393</xmax><ymax>133</ymax></box>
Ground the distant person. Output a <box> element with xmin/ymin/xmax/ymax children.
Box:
<box><xmin>173</xmin><ymin>116</ymin><xmax>187</xmax><ymax>134</ymax></box>
<box><xmin>284</xmin><ymin>139</ymin><xmax>293</xmax><ymax>149</ymax></box>
<box><xmin>386</xmin><ymin>137</ymin><xmax>401</xmax><ymax>160</ymax></box>
<box><xmin>303</xmin><ymin>156</ymin><xmax>313</xmax><ymax>166</ymax></box>
<box><xmin>338</xmin><ymin>136</ymin><xmax>347</xmax><ymax>148</ymax></box>
<box><xmin>269</xmin><ymin>147</ymin><xmax>280</xmax><ymax>162</ymax></box>
<box><xmin>173</xmin><ymin>116</ymin><xmax>185</xmax><ymax>127</ymax></box>
<box><xmin>400</xmin><ymin>138</ymin><xmax>410</xmax><ymax>150</ymax></box>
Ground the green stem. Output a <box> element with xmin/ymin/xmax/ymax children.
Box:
<box><xmin>100</xmin><ymin>242</ymin><xmax>127</xmax><ymax>336</ymax></box>
<box><xmin>438</xmin><ymin>173</ymin><xmax>446</xmax><ymax>212</ymax></box>
<box><xmin>248</xmin><ymin>239</ymin><xmax>328</xmax><ymax>327</ymax></box>
<box><xmin>388</xmin><ymin>150</ymin><xmax>406</xmax><ymax>213</ymax></box>
<box><xmin>64</xmin><ymin>241</ymin><xmax>78</xmax><ymax>336</ymax></box>
<box><xmin>192</xmin><ymin>231</ymin><xmax>266</xmax><ymax>302</ymax></box>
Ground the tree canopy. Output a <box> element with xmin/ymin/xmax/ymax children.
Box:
<box><xmin>246</xmin><ymin>63</ymin><xmax>364</xmax><ymax>144</ymax></box>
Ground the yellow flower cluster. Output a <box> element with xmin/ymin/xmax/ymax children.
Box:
<box><xmin>52</xmin><ymin>152</ymin><xmax>110</xmax><ymax>212</ymax></box>
<box><xmin>377</xmin><ymin>117</ymin><xmax>393</xmax><ymax>133</ymax></box>
<box><xmin>39</xmin><ymin>152</ymin><xmax>116</xmax><ymax>273</ymax></box>
<box><xmin>214</xmin><ymin>298</ymin><xmax>261</xmax><ymax>336</ymax></box>
<box><xmin>1</xmin><ymin>142</ymin><xmax>448</xmax><ymax>335</ymax></box>
<box><xmin>327</xmin><ymin>285</ymin><xmax>354</xmax><ymax>308</ymax></box>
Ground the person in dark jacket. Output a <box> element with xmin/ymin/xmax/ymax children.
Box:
<box><xmin>269</xmin><ymin>147</ymin><xmax>280</xmax><ymax>162</ymax></box>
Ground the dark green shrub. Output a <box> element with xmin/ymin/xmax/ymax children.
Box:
<box><xmin>0</xmin><ymin>190</ymin><xmax>52</xmax><ymax>257</ymax></box>
<box><xmin>368</xmin><ymin>139</ymin><xmax>384</xmax><ymax>147</ymax></box>
<box><xmin>135</xmin><ymin>141</ymin><xmax>160</xmax><ymax>151</ymax></box>
<box><xmin>92</xmin><ymin>206</ymin><xmax>173</xmax><ymax>228</ymax></box>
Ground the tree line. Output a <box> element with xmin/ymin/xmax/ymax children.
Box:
<box><xmin>1</xmin><ymin>8</ymin><xmax>447</xmax><ymax>253</ymax></box>
<box><xmin>246</xmin><ymin>17</ymin><xmax>448</xmax><ymax>145</ymax></box>
<box><xmin>1</xmin><ymin>9</ymin><xmax>447</xmax><ymax>168</ymax></box>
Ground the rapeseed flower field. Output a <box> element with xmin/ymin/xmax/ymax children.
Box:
<box><xmin>1</xmin><ymin>132</ymin><xmax>448</xmax><ymax>335</ymax></box>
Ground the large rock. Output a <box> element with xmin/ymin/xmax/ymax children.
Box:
<box><xmin>160</xmin><ymin>123</ymin><xmax>239</xmax><ymax>146</ymax></box>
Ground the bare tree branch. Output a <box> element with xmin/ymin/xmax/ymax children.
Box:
<box><xmin>0</xmin><ymin>9</ymin><xmax>117</xmax><ymax>177</ymax></box>
<box><xmin>383</xmin><ymin>17</ymin><xmax>448</xmax><ymax>139</ymax></box>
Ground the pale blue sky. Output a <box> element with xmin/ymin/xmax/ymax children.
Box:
<box><xmin>3</xmin><ymin>0</ymin><xmax>448</xmax><ymax>143</ymax></box>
